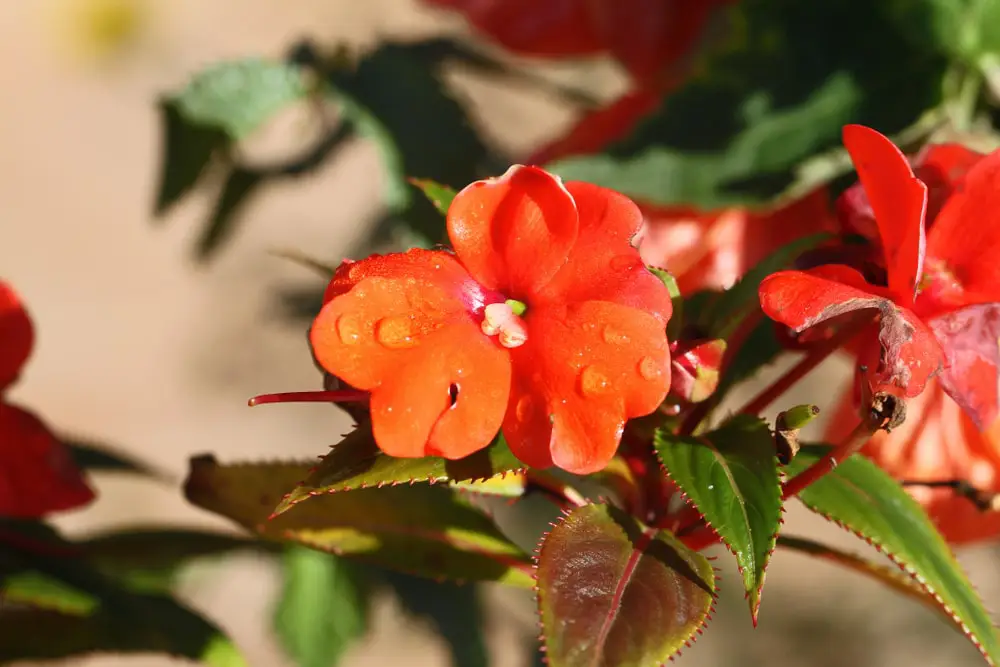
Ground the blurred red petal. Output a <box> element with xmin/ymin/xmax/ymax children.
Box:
<box><xmin>0</xmin><ymin>403</ymin><xmax>95</xmax><ymax>518</ymax></box>
<box><xmin>447</xmin><ymin>165</ymin><xmax>579</xmax><ymax>297</ymax></box>
<box><xmin>842</xmin><ymin>125</ymin><xmax>928</xmax><ymax>304</ymax></box>
<box><xmin>0</xmin><ymin>281</ymin><xmax>34</xmax><ymax>391</ymax></box>
<box><xmin>502</xmin><ymin>301</ymin><xmax>669</xmax><ymax>474</ymax></box>
<box><xmin>537</xmin><ymin>181</ymin><xmax>672</xmax><ymax>323</ymax></box>
<box><xmin>915</xmin><ymin>143</ymin><xmax>985</xmax><ymax>223</ymax></box>
<box><xmin>924</xmin><ymin>148</ymin><xmax>1000</xmax><ymax>307</ymax></box>
<box><xmin>423</xmin><ymin>0</ymin><xmax>603</xmax><ymax>57</ymax></box>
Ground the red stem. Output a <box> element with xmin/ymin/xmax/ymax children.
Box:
<box><xmin>248</xmin><ymin>389</ymin><xmax>369</xmax><ymax>406</ymax></box>
<box><xmin>734</xmin><ymin>317</ymin><xmax>867</xmax><ymax>418</ymax></box>
<box><xmin>781</xmin><ymin>418</ymin><xmax>875</xmax><ymax>499</ymax></box>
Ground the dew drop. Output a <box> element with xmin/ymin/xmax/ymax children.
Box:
<box><xmin>602</xmin><ymin>326</ymin><xmax>630</xmax><ymax>345</ymax></box>
<box><xmin>336</xmin><ymin>314</ymin><xmax>363</xmax><ymax>345</ymax></box>
<box><xmin>638</xmin><ymin>356</ymin><xmax>663</xmax><ymax>381</ymax></box>
<box><xmin>578</xmin><ymin>365</ymin><xmax>609</xmax><ymax>397</ymax></box>
<box><xmin>375</xmin><ymin>316</ymin><xmax>418</xmax><ymax>349</ymax></box>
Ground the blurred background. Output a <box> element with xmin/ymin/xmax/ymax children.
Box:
<box><xmin>2</xmin><ymin>0</ymin><xmax>998</xmax><ymax>665</ymax></box>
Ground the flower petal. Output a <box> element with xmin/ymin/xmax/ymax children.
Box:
<box><xmin>827</xmin><ymin>381</ymin><xmax>1000</xmax><ymax>545</ymax></box>
<box><xmin>760</xmin><ymin>267</ymin><xmax>942</xmax><ymax>397</ymax></box>
<box><xmin>0</xmin><ymin>403</ymin><xmax>95</xmax><ymax>518</ymax></box>
<box><xmin>537</xmin><ymin>181</ymin><xmax>672</xmax><ymax>323</ymax></box>
<box><xmin>370</xmin><ymin>320</ymin><xmax>511</xmax><ymax>459</ymax></box>
<box><xmin>447</xmin><ymin>166</ymin><xmax>579</xmax><ymax>297</ymax></box>
<box><xmin>423</xmin><ymin>0</ymin><xmax>603</xmax><ymax>57</ymax></box>
<box><xmin>927</xmin><ymin>303</ymin><xmax>1000</xmax><ymax>430</ymax></box>
<box><xmin>842</xmin><ymin>125</ymin><xmax>928</xmax><ymax>304</ymax></box>
<box><xmin>915</xmin><ymin>143</ymin><xmax>985</xmax><ymax>223</ymax></box>
<box><xmin>924</xmin><ymin>147</ymin><xmax>1000</xmax><ymax>306</ymax></box>
<box><xmin>311</xmin><ymin>252</ymin><xmax>512</xmax><ymax>460</ymax></box>
<box><xmin>0</xmin><ymin>281</ymin><xmax>34</xmax><ymax>391</ymax></box>
<box><xmin>501</xmin><ymin>301</ymin><xmax>670</xmax><ymax>474</ymax></box>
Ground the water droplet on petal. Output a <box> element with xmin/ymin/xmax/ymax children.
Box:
<box><xmin>375</xmin><ymin>316</ymin><xmax>418</xmax><ymax>349</ymax></box>
<box><xmin>638</xmin><ymin>356</ymin><xmax>663</xmax><ymax>381</ymax></box>
<box><xmin>336</xmin><ymin>314</ymin><xmax>363</xmax><ymax>345</ymax></box>
<box><xmin>602</xmin><ymin>326</ymin><xmax>630</xmax><ymax>345</ymax></box>
<box><xmin>578</xmin><ymin>365</ymin><xmax>609</xmax><ymax>397</ymax></box>
<box><xmin>515</xmin><ymin>395</ymin><xmax>533</xmax><ymax>422</ymax></box>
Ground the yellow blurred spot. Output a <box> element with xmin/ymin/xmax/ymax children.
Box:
<box><xmin>55</xmin><ymin>0</ymin><xmax>149</xmax><ymax>63</ymax></box>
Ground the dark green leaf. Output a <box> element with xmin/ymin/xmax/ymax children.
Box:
<box><xmin>274</xmin><ymin>547</ymin><xmax>369</xmax><ymax>667</ymax></box>
<box><xmin>154</xmin><ymin>100</ymin><xmax>227</xmax><ymax>215</ymax></box>
<box><xmin>787</xmin><ymin>446</ymin><xmax>1000</xmax><ymax>664</ymax></box>
<box><xmin>0</xmin><ymin>570</ymin><xmax>97</xmax><ymax>615</ymax></box>
<box><xmin>327</xmin><ymin>42</ymin><xmax>491</xmax><ymax>242</ymax></box>
<box><xmin>172</xmin><ymin>59</ymin><xmax>308</xmax><ymax>140</ymax></box>
<box><xmin>548</xmin><ymin>0</ymin><xmax>947</xmax><ymax>208</ymax></box>
<box><xmin>654</xmin><ymin>415</ymin><xmax>782</xmax><ymax>620</ymax></box>
<box><xmin>273</xmin><ymin>426</ymin><xmax>526</xmax><ymax>516</ymax></box>
<box><xmin>536</xmin><ymin>503</ymin><xmax>715</xmax><ymax>667</ymax></box>
<box><xmin>384</xmin><ymin>572</ymin><xmax>489</xmax><ymax>667</ymax></box>
<box><xmin>64</xmin><ymin>437</ymin><xmax>168</xmax><ymax>479</ymax></box>
<box><xmin>198</xmin><ymin>168</ymin><xmax>265</xmax><ymax>261</ymax></box>
<box><xmin>183</xmin><ymin>455</ymin><xmax>534</xmax><ymax>587</ymax></box>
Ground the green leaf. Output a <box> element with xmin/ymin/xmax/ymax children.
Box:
<box><xmin>0</xmin><ymin>570</ymin><xmax>98</xmax><ymax>615</ymax></box>
<box><xmin>171</xmin><ymin>59</ymin><xmax>308</xmax><ymax>141</ymax></box>
<box><xmin>183</xmin><ymin>455</ymin><xmax>534</xmax><ymax>587</ymax></box>
<box><xmin>197</xmin><ymin>167</ymin><xmax>265</xmax><ymax>260</ymax></box>
<box><xmin>326</xmin><ymin>42</ymin><xmax>491</xmax><ymax>242</ymax></box>
<box><xmin>384</xmin><ymin>572</ymin><xmax>489</xmax><ymax>667</ymax></box>
<box><xmin>273</xmin><ymin>426</ymin><xmax>525</xmax><ymax>516</ymax></box>
<box><xmin>654</xmin><ymin>415</ymin><xmax>782</xmax><ymax>621</ymax></box>
<box><xmin>547</xmin><ymin>0</ymin><xmax>947</xmax><ymax>208</ymax></box>
<box><xmin>410</xmin><ymin>178</ymin><xmax>457</xmax><ymax>216</ymax></box>
<box><xmin>274</xmin><ymin>546</ymin><xmax>369</xmax><ymax>667</ymax></box>
<box><xmin>64</xmin><ymin>437</ymin><xmax>168</xmax><ymax>479</ymax></box>
<box><xmin>154</xmin><ymin>100</ymin><xmax>227</xmax><ymax>215</ymax></box>
<box><xmin>536</xmin><ymin>503</ymin><xmax>716</xmax><ymax>667</ymax></box>
<box><xmin>775</xmin><ymin>535</ymin><xmax>957</xmax><ymax>626</ymax></box>
<box><xmin>787</xmin><ymin>446</ymin><xmax>1000</xmax><ymax>664</ymax></box>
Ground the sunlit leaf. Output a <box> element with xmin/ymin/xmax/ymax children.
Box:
<box><xmin>273</xmin><ymin>427</ymin><xmax>525</xmax><ymax>516</ymax></box>
<box><xmin>536</xmin><ymin>503</ymin><xmax>715</xmax><ymax>667</ymax></box>
<box><xmin>409</xmin><ymin>178</ymin><xmax>457</xmax><ymax>216</ymax></box>
<box><xmin>184</xmin><ymin>456</ymin><xmax>534</xmax><ymax>587</ymax></box>
<box><xmin>655</xmin><ymin>415</ymin><xmax>781</xmax><ymax>621</ymax></box>
<box><xmin>787</xmin><ymin>446</ymin><xmax>1000</xmax><ymax>665</ymax></box>
<box><xmin>274</xmin><ymin>547</ymin><xmax>369</xmax><ymax>667</ymax></box>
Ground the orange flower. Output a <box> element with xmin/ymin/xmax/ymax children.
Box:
<box><xmin>305</xmin><ymin>166</ymin><xmax>672</xmax><ymax>474</ymax></box>
<box><xmin>0</xmin><ymin>281</ymin><xmax>95</xmax><ymax>518</ymax></box>
<box><xmin>423</xmin><ymin>0</ymin><xmax>731</xmax><ymax>88</ymax></box>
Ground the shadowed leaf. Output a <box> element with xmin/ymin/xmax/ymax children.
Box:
<box><xmin>536</xmin><ymin>503</ymin><xmax>715</xmax><ymax>667</ymax></box>
<box><xmin>787</xmin><ymin>446</ymin><xmax>1000</xmax><ymax>665</ymax></box>
<box><xmin>198</xmin><ymin>168</ymin><xmax>265</xmax><ymax>261</ymax></box>
<box><xmin>64</xmin><ymin>438</ymin><xmax>168</xmax><ymax>480</ymax></box>
<box><xmin>655</xmin><ymin>415</ymin><xmax>781</xmax><ymax>621</ymax></box>
<box><xmin>183</xmin><ymin>456</ymin><xmax>533</xmax><ymax>587</ymax></box>
<box><xmin>153</xmin><ymin>100</ymin><xmax>227</xmax><ymax>215</ymax></box>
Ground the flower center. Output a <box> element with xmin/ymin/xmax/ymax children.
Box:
<box><xmin>481</xmin><ymin>299</ymin><xmax>528</xmax><ymax>348</ymax></box>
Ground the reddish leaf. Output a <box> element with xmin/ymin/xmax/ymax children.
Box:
<box><xmin>841</xmin><ymin>125</ymin><xmax>928</xmax><ymax>304</ymax></box>
<box><xmin>0</xmin><ymin>281</ymin><xmax>34</xmax><ymax>391</ymax></box>
<box><xmin>928</xmin><ymin>304</ymin><xmax>1000</xmax><ymax>430</ymax></box>
<box><xmin>759</xmin><ymin>267</ymin><xmax>943</xmax><ymax>397</ymax></box>
<box><xmin>0</xmin><ymin>403</ymin><xmax>95</xmax><ymax>518</ymax></box>
<box><xmin>670</xmin><ymin>338</ymin><xmax>726</xmax><ymax>403</ymax></box>
<box><xmin>536</xmin><ymin>503</ymin><xmax>716</xmax><ymax>667</ymax></box>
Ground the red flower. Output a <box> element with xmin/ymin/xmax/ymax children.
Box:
<box><xmin>308</xmin><ymin>166</ymin><xmax>672</xmax><ymax>474</ymax></box>
<box><xmin>423</xmin><ymin>0</ymin><xmax>731</xmax><ymax>89</ymax></box>
<box><xmin>0</xmin><ymin>281</ymin><xmax>95</xmax><ymax>518</ymax></box>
